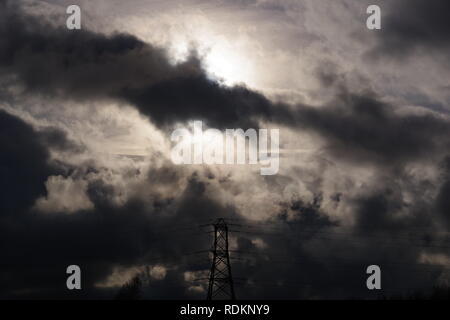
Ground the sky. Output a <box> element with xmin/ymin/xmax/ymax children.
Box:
<box><xmin>0</xmin><ymin>0</ymin><xmax>450</xmax><ymax>299</ymax></box>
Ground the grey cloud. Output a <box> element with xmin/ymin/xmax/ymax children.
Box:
<box><xmin>436</xmin><ymin>157</ymin><xmax>450</xmax><ymax>229</ymax></box>
<box><xmin>368</xmin><ymin>0</ymin><xmax>450</xmax><ymax>60</ymax></box>
<box><xmin>292</xmin><ymin>92</ymin><xmax>450</xmax><ymax>166</ymax></box>
<box><xmin>38</xmin><ymin>126</ymin><xmax>85</xmax><ymax>153</ymax></box>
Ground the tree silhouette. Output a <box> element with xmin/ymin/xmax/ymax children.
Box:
<box><xmin>115</xmin><ymin>275</ymin><xmax>142</xmax><ymax>300</ymax></box>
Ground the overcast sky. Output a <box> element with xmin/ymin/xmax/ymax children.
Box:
<box><xmin>1</xmin><ymin>0</ymin><xmax>450</xmax><ymax>299</ymax></box>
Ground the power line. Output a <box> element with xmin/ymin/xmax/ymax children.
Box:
<box><xmin>228</xmin><ymin>229</ymin><xmax>450</xmax><ymax>249</ymax></box>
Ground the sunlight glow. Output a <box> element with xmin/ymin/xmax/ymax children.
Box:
<box><xmin>170</xmin><ymin>38</ymin><xmax>256</xmax><ymax>88</ymax></box>
<box><xmin>204</xmin><ymin>44</ymin><xmax>255</xmax><ymax>87</ymax></box>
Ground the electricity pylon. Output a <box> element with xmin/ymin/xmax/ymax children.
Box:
<box><xmin>206</xmin><ymin>218</ymin><xmax>236</xmax><ymax>300</ymax></box>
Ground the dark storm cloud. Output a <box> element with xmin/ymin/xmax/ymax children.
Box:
<box><xmin>436</xmin><ymin>157</ymin><xmax>450</xmax><ymax>229</ymax></box>
<box><xmin>39</xmin><ymin>126</ymin><xmax>84</xmax><ymax>153</ymax></box>
<box><xmin>0</xmin><ymin>0</ymin><xmax>276</xmax><ymax>129</ymax></box>
<box><xmin>369</xmin><ymin>0</ymin><xmax>450</xmax><ymax>59</ymax></box>
<box><xmin>0</xmin><ymin>110</ymin><xmax>61</xmax><ymax>214</ymax></box>
<box><xmin>122</xmin><ymin>76</ymin><xmax>275</xmax><ymax>129</ymax></box>
<box><xmin>228</xmin><ymin>192</ymin><xmax>444</xmax><ymax>299</ymax></box>
<box><xmin>292</xmin><ymin>92</ymin><xmax>450</xmax><ymax>165</ymax></box>
<box><xmin>352</xmin><ymin>188</ymin><xmax>433</xmax><ymax>235</ymax></box>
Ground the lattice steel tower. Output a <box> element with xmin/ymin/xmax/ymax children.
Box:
<box><xmin>206</xmin><ymin>218</ymin><xmax>236</xmax><ymax>300</ymax></box>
